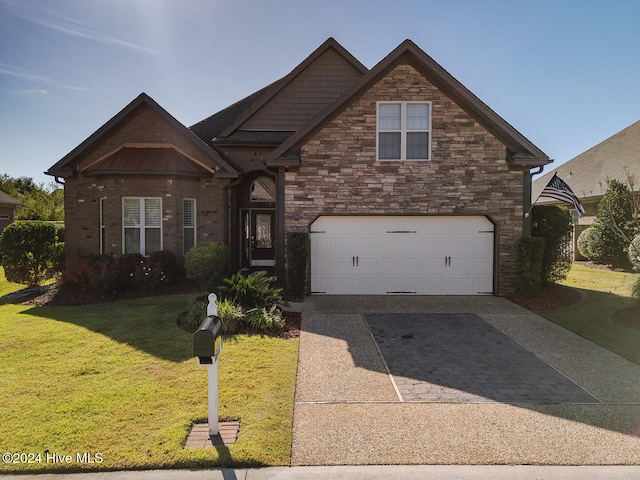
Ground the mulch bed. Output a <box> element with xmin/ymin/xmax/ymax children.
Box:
<box><xmin>506</xmin><ymin>283</ymin><xmax>582</xmax><ymax>312</ymax></box>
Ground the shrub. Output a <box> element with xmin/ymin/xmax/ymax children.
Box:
<box><xmin>186</xmin><ymin>293</ymin><xmax>209</xmax><ymax>330</ymax></box>
<box><xmin>590</xmin><ymin>179</ymin><xmax>636</xmax><ymax>267</ymax></box>
<box><xmin>185</xmin><ymin>242</ymin><xmax>229</xmax><ymax>291</ymax></box>
<box><xmin>286</xmin><ymin>232</ymin><xmax>308</xmax><ymax>295</ymax></box>
<box><xmin>0</xmin><ymin>221</ymin><xmax>62</xmax><ymax>286</ymax></box>
<box><xmin>516</xmin><ymin>236</ymin><xmax>545</xmax><ymax>296</ymax></box>
<box><xmin>629</xmin><ymin>234</ymin><xmax>640</xmax><ymax>271</ymax></box>
<box><xmin>217</xmin><ymin>298</ymin><xmax>245</xmax><ymax>333</ymax></box>
<box><xmin>531</xmin><ymin>205</ymin><xmax>573</xmax><ymax>284</ymax></box>
<box><xmin>245</xmin><ymin>305</ymin><xmax>285</xmax><ymax>331</ymax></box>
<box><xmin>184</xmin><ymin>294</ymin><xmax>281</xmax><ymax>333</ymax></box>
<box><xmin>577</xmin><ymin>227</ymin><xmax>596</xmax><ymax>260</ymax></box>
<box><xmin>219</xmin><ymin>270</ymin><xmax>283</xmax><ymax>309</ymax></box>
<box><xmin>148</xmin><ymin>250</ymin><xmax>181</xmax><ymax>280</ymax></box>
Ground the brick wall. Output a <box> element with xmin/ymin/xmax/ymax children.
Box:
<box><xmin>63</xmin><ymin>104</ymin><xmax>228</xmax><ymax>272</ymax></box>
<box><xmin>284</xmin><ymin>64</ymin><xmax>525</xmax><ymax>294</ymax></box>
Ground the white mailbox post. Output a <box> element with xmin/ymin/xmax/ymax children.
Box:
<box><xmin>194</xmin><ymin>293</ymin><xmax>223</xmax><ymax>436</ymax></box>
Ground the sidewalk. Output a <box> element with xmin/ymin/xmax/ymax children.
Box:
<box><xmin>3</xmin><ymin>465</ymin><xmax>640</xmax><ymax>480</ymax></box>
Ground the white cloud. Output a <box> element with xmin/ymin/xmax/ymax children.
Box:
<box><xmin>0</xmin><ymin>63</ymin><xmax>92</xmax><ymax>93</ymax></box>
<box><xmin>1</xmin><ymin>0</ymin><xmax>157</xmax><ymax>55</ymax></box>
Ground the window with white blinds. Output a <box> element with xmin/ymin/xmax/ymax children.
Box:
<box><xmin>183</xmin><ymin>198</ymin><xmax>196</xmax><ymax>254</ymax></box>
<box><xmin>123</xmin><ymin>197</ymin><xmax>162</xmax><ymax>255</ymax></box>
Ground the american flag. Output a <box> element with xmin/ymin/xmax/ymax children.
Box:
<box><xmin>540</xmin><ymin>173</ymin><xmax>585</xmax><ymax>217</ymax></box>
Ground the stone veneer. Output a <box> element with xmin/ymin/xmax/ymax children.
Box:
<box><xmin>284</xmin><ymin>64</ymin><xmax>526</xmax><ymax>294</ymax></box>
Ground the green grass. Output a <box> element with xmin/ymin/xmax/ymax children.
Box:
<box><xmin>0</xmin><ymin>267</ymin><xmax>26</xmax><ymax>297</ymax></box>
<box><xmin>0</xmin><ymin>292</ymin><xmax>298</xmax><ymax>472</ymax></box>
<box><xmin>538</xmin><ymin>264</ymin><xmax>640</xmax><ymax>365</ymax></box>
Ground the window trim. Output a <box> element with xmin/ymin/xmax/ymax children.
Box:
<box><xmin>183</xmin><ymin>198</ymin><xmax>196</xmax><ymax>254</ymax></box>
<box><xmin>376</xmin><ymin>101</ymin><xmax>431</xmax><ymax>161</ymax></box>
<box><xmin>122</xmin><ymin>197</ymin><xmax>163</xmax><ymax>256</ymax></box>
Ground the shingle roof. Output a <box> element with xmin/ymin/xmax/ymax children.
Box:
<box><xmin>47</xmin><ymin>93</ymin><xmax>239</xmax><ymax>179</ymax></box>
<box><xmin>0</xmin><ymin>190</ymin><xmax>22</xmax><ymax>206</ymax></box>
<box><xmin>533</xmin><ymin>120</ymin><xmax>640</xmax><ymax>202</ymax></box>
<box><xmin>268</xmin><ymin>39</ymin><xmax>549</xmax><ymax>167</ymax></box>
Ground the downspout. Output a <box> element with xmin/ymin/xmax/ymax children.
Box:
<box><xmin>523</xmin><ymin>165</ymin><xmax>545</xmax><ymax>237</ymax></box>
<box><xmin>54</xmin><ymin>176</ymin><xmax>65</xmax><ymax>185</ymax></box>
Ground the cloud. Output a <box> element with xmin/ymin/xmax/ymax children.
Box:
<box><xmin>1</xmin><ymin>0</ymin><xmax>157</xmax><ymax>55</ymax></box>
<box><xmin>14</xmin><ymin>88</ymin><xmax>49</xmax><ymax>96</ymax></box>
<box><xmin>0</xmin><ymin>63</ymin><xmax>92</xmax><ymax>93</ymax></box>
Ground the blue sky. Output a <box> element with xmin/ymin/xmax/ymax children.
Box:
<box><xmin>1</xmin><ymin>0</ymin><xmax>639</xmax><ymax>186</ymax></box>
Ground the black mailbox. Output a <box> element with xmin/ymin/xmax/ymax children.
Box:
<box><xmin>193</xmin><ymin>316</ymin><xmax>223</xmax><ymax>362</ymax></box>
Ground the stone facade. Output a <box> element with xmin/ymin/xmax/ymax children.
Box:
<box><xmin>284</xmin><ymin>64</ymin><xmax>526</xmax><ymax>294</ymax></box>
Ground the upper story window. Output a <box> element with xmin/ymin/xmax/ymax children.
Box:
<box><xmin>377</xmin><ymin>101</ymin><xmax>431</xmax><ymax>160</ymax></box>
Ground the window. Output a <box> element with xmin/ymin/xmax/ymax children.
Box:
<box><xmin>99</xmin><ymin>197</ymin><xmax>106</xmax><ymax>255</ymax></box>
<box><xmin>377</xmin><ymin>102</ymin><xmax>430</xmax><ymax>160</ymax></box>
<box><xmin>250</xmin><ymin>177</ymin><xmax>276</xmax><ymax>202</ymax></box>
<box><xmin>122</xmin><ymin>197</ymin><xmax>162</xmax><ymax>255</ymax></box>
<box><xmin>183</xmin><ymin>198</ymin><xmax>196</xmax><ymax>254</ymax></box>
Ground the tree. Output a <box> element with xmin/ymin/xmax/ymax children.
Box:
<box><xmin>0</xmin><ymin>175</ymin><xmax>64</xmax><ymax>221</ymax></box>
<box><xmin>590</xmin><ymin>178</ymin><xmax>637</xmax><ymax>268</ymax></box>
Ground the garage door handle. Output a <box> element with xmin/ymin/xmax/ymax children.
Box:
<box><xmin>352</xmin><ymin>256</ymin><xmax>359</xmax><ymax>267</ymax></box>
<box><xmin>445</xmin><ymin>256</ymin><xmax>451</xmax><ymax>266</ymax></box>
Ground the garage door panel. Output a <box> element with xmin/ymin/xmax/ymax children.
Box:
<box><xmin>310</xmin><ymin>216</ymin><xmax>494</xmax><ymax>295</ymax></box>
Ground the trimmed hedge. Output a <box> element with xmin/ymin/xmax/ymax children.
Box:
<box><xmin>286</xmin><ymin>232</ymin><xmax>308</xmax><ymax>295</ymax></box>
<box><xmin>184</xmin><ymin>242</ymin><xmax>229</xmax><ymax>291</ymax></box>
<box><xmin>517</xmin><ymin>236</ymin><xmax>545</xmax><ymax>296</ymax></box>
<box><xmin>0</xmin><ymin>221</ymin><xmax>63</xmax><ymax>286</ymax></box>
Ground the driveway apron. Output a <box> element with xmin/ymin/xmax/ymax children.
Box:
<box><xmin>291</xmin><ymin>296</ymin><xmax>640</xmax><ymax>466</ymax></box>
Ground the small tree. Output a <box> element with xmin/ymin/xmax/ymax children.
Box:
<box><xmin>531</xmin><ymin>205</ymin><xmax>573</xmax><ymax>284</ymax></box>
<box><xmin>590</xmin><ymin>178</ymin><xmax>636</xmax><ymax>267</ymax></box>
<box><xmin>0</xmin><ymin>221</ymin><xmax>63</xmax><ymax>286</ymax></box>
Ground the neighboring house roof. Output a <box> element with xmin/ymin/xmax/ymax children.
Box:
<box><xmin>47</xmin><ymin>93</ymin><xmax>239</xmax><ymax>179</ymax></box>
<box><xmin>0</xmin><ymin>190</ymin><xmax>23</xmax><ymax>207</ymax></box>
<box><xmin>190</xmin><ymin>37</ymin><xmax>368</xmax><ymax>147</ymax></box>
<box><xmin>533</xmin><ymin>120</ymin><xmax>640</xmax><ymax>203</ymax></box>
<box><xmin>268</xmin><ymin>39</ymin><xmax>550</xmax><ymax>167</ymax></box>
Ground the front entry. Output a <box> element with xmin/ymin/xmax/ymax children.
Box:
<box><xmin>241</xmin><ymin>209</ymin><xmax>276</xmax><ymax>271</ymax></box>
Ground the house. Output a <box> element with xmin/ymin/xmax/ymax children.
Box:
<box><xmin>0</xmin><ymin>190</ymin><xmax>23</xmax><ymax>235</ymax></box>
<box><xmin>46</xmin><ymin>38</ymin><xmax>550</xmax><ymax>295</ymax></box>
<box><xmin>532</xmin><ymin>120</ymin><xmax>640</xmax><ymax>258</ymax></box>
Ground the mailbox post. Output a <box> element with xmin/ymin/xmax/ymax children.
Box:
<box><xmin>193</xmin><ymin>293</ymin><xmax>223</xmax><ymax>436</ymax></box>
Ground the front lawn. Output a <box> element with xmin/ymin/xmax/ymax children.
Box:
<box><xmin>0</xmin><ymin>292</ymin><xmax>298</xmax><ymax>472</ymax></box>
<box><xmin>535</xmin><ymin>264</ymin><xmax>640</xmax><ymax>366</ymax></box>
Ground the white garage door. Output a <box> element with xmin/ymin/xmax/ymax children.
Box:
<box><xmin>310</xmin><ymin>216</ymin><xmax>494</xmax><ymax>295</ymax></box>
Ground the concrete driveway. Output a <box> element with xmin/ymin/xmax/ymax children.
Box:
<box><xmin>292</xmin><ymin>296</ymin><xmax>640</xmax><ymax>466</ymax></box>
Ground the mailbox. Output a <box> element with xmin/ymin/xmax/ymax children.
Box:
<box><xmin>193</xmin><ymin>315</ymin><xmax>223</xmax><ymax>362</ymax></box>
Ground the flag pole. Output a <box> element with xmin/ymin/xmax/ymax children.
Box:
<box><xmin>526</xmin><ymin>172</ymin><xmax>557</xmax><ymax>218</ymax></box>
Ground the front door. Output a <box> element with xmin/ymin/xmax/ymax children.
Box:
<box><xmin>241</xmin><ymin>209</ymin><xmax>276</xmax><ymax>270</ymax></box>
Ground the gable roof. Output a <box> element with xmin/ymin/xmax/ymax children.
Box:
<box><xmin>532</xmin><ymin>120</ymin><xmax>640</xmax><ymax>203</ymax></box>
<box><xmin>47</xmin><ymin>93</ymin><xmax>239</xmax><ymax>179</ymax></box>
<box><xmin>0</xmin><ymin>190</ymin><xmax>23</xmax><ymax>207</ymax></box>
<box><xmin>268</xmin><ymin>39</ymin><xmax>550</xmax><ymax>167</ymax></box>
<box><xmin>191</xmin><ymin>38</ymin><xmax>368</xmax><ymax>147</ymax></box>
